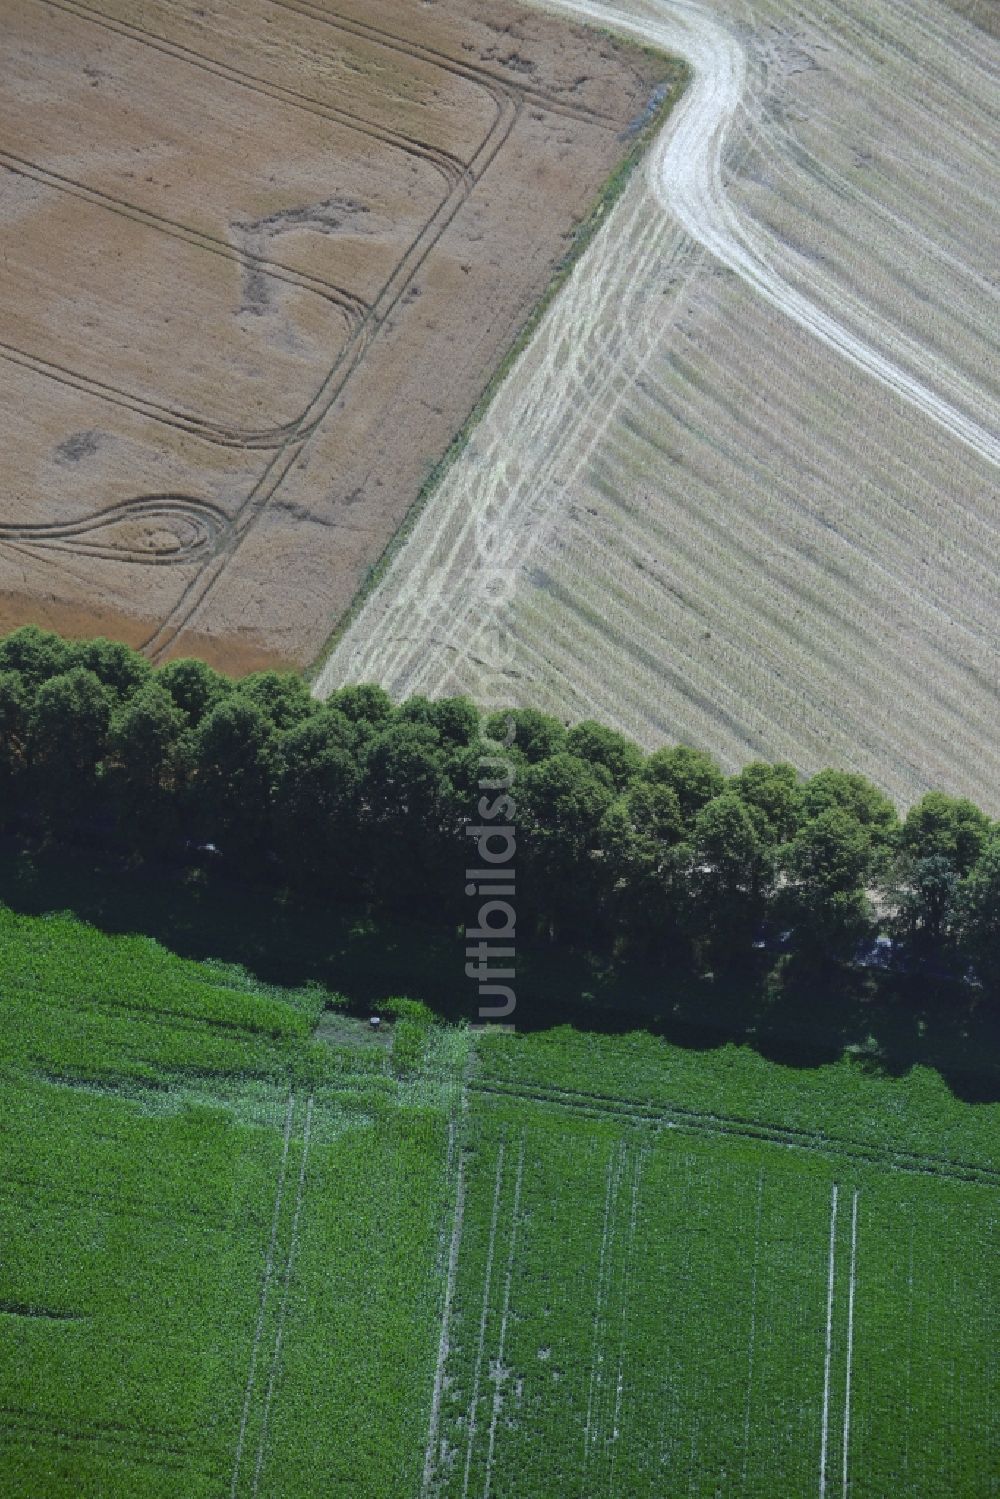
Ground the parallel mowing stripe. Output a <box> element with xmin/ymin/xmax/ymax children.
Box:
<box><xmin>842</xmin><ymin>1191</ymin><xmax>860</xmax><ymax>1498</ymax></box>
<box><xmin>819</xmin><ymin>1183</ymin><xmax>839</xmax><ymax>1499</ymax></box>
<box><xmin>230</xmin><ymin>1093</ymin><xmax>296</xmax><ymax>1499</ymax></box>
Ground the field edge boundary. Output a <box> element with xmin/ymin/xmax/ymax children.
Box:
<box><xmin>306</xmin><ymin>43</ymin><xmax>692</xmax><ymax>688</ymax></box>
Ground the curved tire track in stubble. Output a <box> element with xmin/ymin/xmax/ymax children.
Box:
<box><xmin>124</xmin><ymin>0</ymin><xmax>551</xmax><ymax>661</ymax></box>
<box><xmin>0</xmin><ymin>494</ymin><xmax>229</xmax><ymax>566</ymax></box>
<box><xmin>7</xmin><ymin>0</ymin><xmax>490</xmax><ymax>470</ymax></box>
<box><xmin>2</xmin><ymin>34</ymin><xmax>488</xmax><ymax>590</ymax></box>
<box><xmin>317</xmin><ymin>0</ymin><xmax>999</xmax><ymax>706</ymax></box>
<box><xmin>42</xmin><ymin>0</ymin><xmax>470</xmax><ymax>194</ymax></box>
<box><xmin>617</xmin><ymin>0</ymin><xmax>998</xmax><ymax>462</ymax></box>
<box><xmin>0</xmin><ymin>151</ymin><xmax>367</xmax><ymax>324</ymax></box>
<box><xmin>20</xmin><ymin>0</ymin><xmax>475</xmax><ymax>458</ymax></box>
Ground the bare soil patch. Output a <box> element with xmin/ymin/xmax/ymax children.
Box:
<box><xmin>0</xmin><ymin>0</ymin><xmax>673</xmax><ymax>668</ymax></box>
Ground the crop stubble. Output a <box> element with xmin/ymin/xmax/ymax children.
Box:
<box><xmin>324</xmin><ymin>0</ymin><xmax>1000</xmax><ymax>814</ymax></box>
<box><xmin>0</xmin><ymin>0</ymin><xmax>668</xmax><ymax>669</ymax></box>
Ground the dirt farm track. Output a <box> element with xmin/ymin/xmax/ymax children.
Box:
<box><xmin>0</xmin><ymin>0</ymin><xmax>669</xmax><ymax>670</ymax></box>
<box><xmin>323</xmin><ymin>0</ymin><xmax>1000</xmax><ymax>814</ymax></box>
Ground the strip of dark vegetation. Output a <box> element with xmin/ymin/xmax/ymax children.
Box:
<box><xmin>0</xmin><ymin>626</ymin><xmax>998</xmax><ymax>1085</ymax></box>
<box><xmin>0</xmin><ymin>1301</ymin><xmax>85</xmax><ymax>1321</ymax></box>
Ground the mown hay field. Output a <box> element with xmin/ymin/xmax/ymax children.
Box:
<box><xmin>0</xmin><ymin>0</ymin><xmax>673</xmax><ymax>671</ymax></box>
<box><xmin>2</xmin><ymin>907</ymin><xmax>998</xmax><ymax>1496</ymax></box>
<box><xmin>323</xmin><ymin>0</ymin><xmax>1000</xmax><ymax>816</ymax></box>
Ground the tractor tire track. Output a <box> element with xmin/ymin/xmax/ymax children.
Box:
<box><xmin>12</xmin><ymin>0</ymin><xmax>519</xmax><ymax>626</ymax></box>
<box><xmin>841</xmin><ymin>1188</ymin><xmax>860</xmax><ymax>1498</ymax></box>
<box><xmin>421</xmin><ymin>1116</ymin><xmax>469</xmax><ymax>1499</ymax></box>
<box><xmin>35</xmin><ymin>0</ymin><xmax>467</xmax><ymax>192</ymax></box>
<box><xmin>0</xmin><ymin>153</ymin><xmax>367</xmax><ymax>323</ymax></box>
<box><xmin>461</xmin><ymin>1142</ymin><xmax>507</xmax><ymax>1499</ymax></box>
<box><xmin>275</xmin><ymin>0</ymin><xmax>624</xmax><ymax>128</ymax></box>
<box><xmin>0</xmin><ymin>340</ymin><xmax>299</xmax><ymax>450</ymax></box>
<box><xmin>583</xmin><ymin>1142</ymin><xmax>625</xmax><ymax>1478</ymax></box>
<box><xmin>143</xmin><ymin>76</ymin><xmax>524</xmax><ymax>660</ymax></box>
<box><xmin>315</xmin><ymin>182</ymin><xmax>702</xmax><ymax>695</ymax></box>
<box><xmin>0</xmin><ymin>1409</ymin><xmax>196</xmax><ymax>1468</ymax></box>
<box><xmin>607</xmin><ymin>1144</ymin><xmax>644</xmax><ymax>1496</ymax></box>
<box><xmin>249</xmin><ymin>1095</ymin><xmax>315</xmax><ymax>1497</ymax></box>
<box><xmin>539</xmin><ymin>0</ymin><xmax>999</xmax><ymax>465</ymax></box>
<box><xmin>818</xmin><ymin>1182</ymin><xmax>839</xmax><ymax>1499</ymax></box>
<box><xmin>468</xmin><ymin>1079</ymin><xmax>1000</xmax><ymax>1188</ymax></box>
<box><xmin>322</xmin><ymin>0</ymin><xmax>998</xmax><ymax>742</ymax></box>
<box><xmin>229</xmin><ymin>1093</ymin><xmax>296</xmax><ymax>1499</ymax></box>
<box><xmin>481</xmin><ymin>1135</ymin><xmax>525</xmax><ymax>1499</ymax></box>
<box><xmin>0</xmin><ymin>494</ymin><xmax>228</xmax><ymax>567</ymax></box>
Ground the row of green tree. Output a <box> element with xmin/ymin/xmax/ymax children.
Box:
<box><xmin>0</xmin><ymin>626</ymin><xmax>996</xmax><ymax>991</ymax></box>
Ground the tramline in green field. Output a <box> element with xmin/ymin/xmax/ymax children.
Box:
<box><xmin>1</xmin><ymin>907</ymin><xmax>996</xmax><ymax>1496</ymax></box>
<box><xmin>429</xmin><ymin>1082</ymin><xmax>997</xmax><ymax>1498</ymax></box>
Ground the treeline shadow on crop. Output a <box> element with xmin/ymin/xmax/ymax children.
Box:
<box><xmin>2</xmin><ymin>837</ymin><xmax>996</xmax><ymax>1106</ymax></box>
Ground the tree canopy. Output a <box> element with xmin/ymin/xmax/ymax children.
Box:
<box><xmin>0</xmin><ymin>626</ymin><xmax>995</xmax><ymax>997</ymax></box>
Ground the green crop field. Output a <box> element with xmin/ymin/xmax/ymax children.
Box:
<box><xmin>444</xmin><ymin>1038</ymin><xmax>999</xmax><ymax>1498</ymax></box>
<box><xmin>1</xmin><ymin>907</ymin><xmax>997</xmax><ymax>1496</ymax></box>
<box><xmin>0</xmin><ymin>907</ymin><xmax>465</xmax><ymax>1498</ymax></box>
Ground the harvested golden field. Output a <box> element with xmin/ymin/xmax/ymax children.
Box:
<box><xmin>0</xmin><ymin>0</ymin><xmax>673</xmax><ymax>670</ymax></box>
<box><xmin>322</xmin><ymin>0</ymin><xmax>1000</xmax><ymax>814</ymax></box>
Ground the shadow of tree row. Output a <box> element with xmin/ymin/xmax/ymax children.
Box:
<box><xmin>3</xmin><ymin>837</ymin><xmax>997</xmax><ymax>1106</ymax></box>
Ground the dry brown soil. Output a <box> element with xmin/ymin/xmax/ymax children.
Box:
<box><xmin>0</xmin><ymin>0</ymin><xmax>671</xmax><ymax>669</ymax></box>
